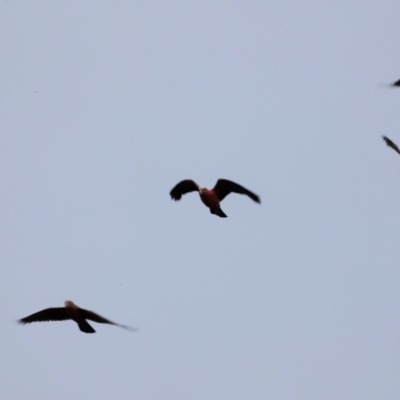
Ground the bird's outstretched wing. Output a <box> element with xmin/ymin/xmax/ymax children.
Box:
<box><xmin>391</xmin><ymin>79</ymin><xmax>400</xmax><ymax>87</ymax></box>
<box><xmin>170</xmin><ymin>180</ymin><xmax>199</xmax><ymax>201</ymax></box>
<box><xmin>18</xmin><ymin>308</ymin><xmax>69</xmax><ymax>324</ymax></box>
<box><xmin>382</xmin><ymin>136</ymin><xmax>400</xmax><ymax>155</ymax></box>
<box><xmin>81</xmin><ymin>309</ymin><xmax>137</xmax><ymax>331</ymax></box>
<box><xmin>213</xmin><ymin>179</ymin><xmax>261</xmax><ymax>203</ymax></box>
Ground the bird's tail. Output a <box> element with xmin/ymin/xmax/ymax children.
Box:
<box><xmin>78</xmin><ymin>321</ymin><xmax>96</xmax><ymax>333</ymax></box>
<box><xmin>211</xmin><ymin>207</ymin><xmax>227</xmax><ymax>218</ymax></box>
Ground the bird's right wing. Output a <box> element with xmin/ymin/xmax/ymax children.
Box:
<box><xmin>213</xmin><ymin>179</ymin><xmax>261</xmax><ymax>203</ymax></box>
<box><xmin>382</xmin><ymin>136</ymin><xmax>400</xmax><ymax>155</ymax></box>
<box><xmin>81</xmin><ymin>309</ymin><xmax>137</xmax><ymax>331</ymax></box>
<box><xmin>18</xmin><ymin>308</ymin><xmax>70</xmax><ymax>324</ymax></box>
<box><xmin>169</xmin><ymin>180</ymin><xmax>199</xmax><ymax>201</ymax></box>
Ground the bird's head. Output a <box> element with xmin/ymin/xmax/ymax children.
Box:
<box><xmin>198</xmin><ymin>186</ymin><xmax>208</xmax><ymax>195</ymax></box>
<box><xmin>64</xmin><ymin>300</ymin><xmax>74</xmax><ymax>307</ymax></box>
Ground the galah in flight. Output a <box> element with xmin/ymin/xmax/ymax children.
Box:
<box><xmin>382</xmin><ymin>135</ymin><xmax>400</xmax><ymax>155</ymax></box>
<box><xmin>18</xmin><ymin>300</ymin><xmax>136</xmax><ymax>334</ymax></box>
<box><xmin>170</xmin><ymin>178</ymin><xmax>260</xmax><ymax>217</ymax></box>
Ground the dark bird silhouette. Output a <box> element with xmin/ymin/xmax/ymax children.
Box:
<box><xmin>18</xmin><ymin>300</ymin><xmax>136</xmax><ymax>334</ymax></box>
<box><xmin>391</xmin><ymin>79</ymin><xmax>400</xmax><ymax>87</ymax></box>
<box><xmin>170</xmin><ymin>179</ymin><xmax>260</xmax><ymax>217</ymax></box>
<box><xmin>382</xmin><ymin>136</ymin><xmax>400</xmax><ymax>155</ymax></box>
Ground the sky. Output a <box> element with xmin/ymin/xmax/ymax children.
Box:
<box><xmin>1</xmin><ymin>1</ymin><xmax>400</xmax><ymax>399</ymax></box>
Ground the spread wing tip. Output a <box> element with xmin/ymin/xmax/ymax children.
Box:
<box><xmin>169</xmin><ymin>190</ymin><xmax>182</xmax><ymax>201</ymax></box>
<box><xmin>120</xmin><ymin>325</ymin><xmax>138</xmax><ymax>332</ymax></box>
<box><xmin>169</xmin><ymin>180</ymin><xmax>199</xmax><ymax>201</ymax></box>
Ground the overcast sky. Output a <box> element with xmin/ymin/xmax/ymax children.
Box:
<box><xmin>1</xmin><ymin>1</ymin><xmax>400</xmax><ymax>399</ymax></box>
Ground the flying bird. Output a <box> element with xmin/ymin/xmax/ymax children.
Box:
<box><xmin>170</xmin><ymin>178</ymin><xmax>260</xmax><ymax>217</ymax></box>
<box><xmin>382</xmin><ymin>136</ymin><xmax>400</xmax><ymax>155</ymax></box>
<box><xmin>18</xmin><ymin>300</ymin><xmax>136</xmax><ymax>334</ymax></box>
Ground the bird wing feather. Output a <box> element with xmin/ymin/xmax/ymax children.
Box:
<box><xmin>81</xmin><ymin>309</ymin><xmax>136</xmax><ymax>331</ymax></box>
<box><xmin>213</xmin><ymin>179</ymin><xmax>261</xmax><ymax>203</ymax></box>
<box><xmin>18</xmin><ymin>308</ymin><xmax>70</xmax><ymax>324</ymax></box>
<box><xmin>170</xmin><ymin>180</ymin><xmax>199</xmax><ymax>201</ymax></box>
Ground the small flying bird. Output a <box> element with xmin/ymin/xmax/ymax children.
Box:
<box><xmin>170</xmin><ymin>178</ymin><xmax>260</xmax><ymax>218</ymax></box>
<box><xmin>382</xmin><ymin>136</ymin><xmax>400</xmax><ymax>155</ymax></box>
<box><xmin>18</xmin><ymin>300</ymin><xmax>136</xmax><ymax>334</ymax></box>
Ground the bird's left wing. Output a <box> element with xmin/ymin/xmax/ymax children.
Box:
<box><xmin>169</xmin><ymin>179</ymin><xmax>199</xmax><ymax>201</ymax></box>
<box><xmin>213</xmin><ymin>179</ymin><xmax>261</xmax><ymax>203</ymax></box>
<box><xmin>18</xmin><ymin>308</ymin><xmax>70</xmax><ymax>324</ymax></box>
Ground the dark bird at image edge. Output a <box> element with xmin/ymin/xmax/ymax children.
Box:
<box><xmin>382</xmin><ymin>136</ymin><xmax>400</xmax><ymax>155</ymax></box>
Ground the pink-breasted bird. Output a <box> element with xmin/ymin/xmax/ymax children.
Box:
<box><xmin>170</xmin><ymin>178</ymin><xmax>260</xmax><ymax>217</ymax></box>
<box><xmin>18</xmin><ymin>300</ymin><xmax>136</xmax><ymax>334</ymax></box>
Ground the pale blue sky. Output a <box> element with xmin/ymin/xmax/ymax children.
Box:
<box><xmin>1</xmin><ymin>1</ymin><xmax>400</xmax><ymax>399</ymax></box>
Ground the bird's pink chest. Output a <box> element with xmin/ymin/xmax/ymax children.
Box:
<box><xmin>200</xmin><ymin>190</ymin><xmax>219</xmax><ymax>208</ymax></box>
<box><xmin>66</xmin><ymin>306</ymin><xmax>80</xmax><ymax>321</ymax></box>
